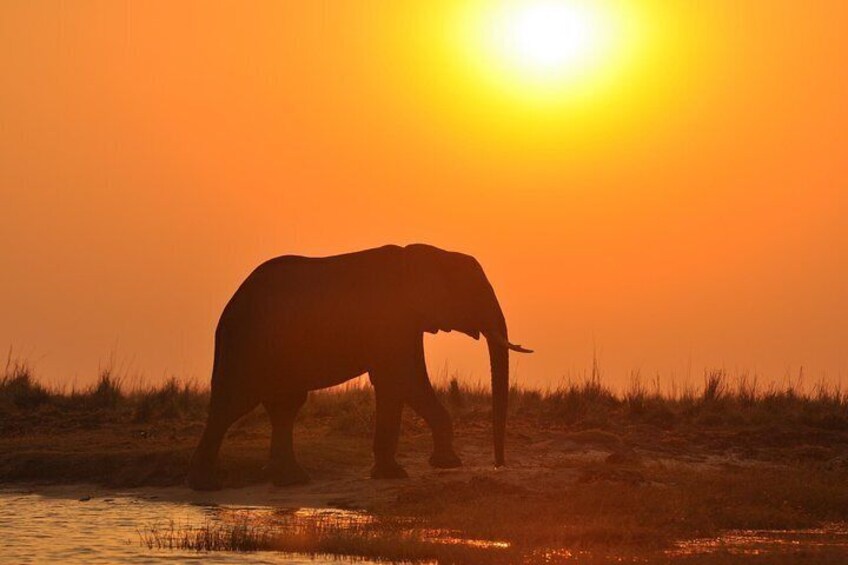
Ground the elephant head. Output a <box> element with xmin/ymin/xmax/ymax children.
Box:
<box><xmin>403</xmin><ymin>244</ymin><xmax>532</xmax><ymax>466</ymax></box>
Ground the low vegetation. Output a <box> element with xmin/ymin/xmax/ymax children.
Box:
<box><xmin>138</xmin><ymin>510</ymin><xmax>515</xmax><ymax>563</ymax></box>
<box><xmin>3</xmin><ymin>356</ymin><xmax>848</xmax><ymax>562</ymax></box>
<box><xmin>3</xmin><ymin>356</ymin><xmax>846</xmax><ymax>434</ymax></box>
<box><xmin>0</xmin><ymin>358</ymin><xmax>208</xmax><ymax>430</ymax></box>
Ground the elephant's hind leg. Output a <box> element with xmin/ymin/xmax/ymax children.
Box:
<box><xmin>264</xmin><ymin>391</ymin><xmax>309</xmax><ymax>486</ymax></box>
<box><xmin>370</xmin><ymin>384</ymin><xmax>408</xmax><ymax>479</ymax></box>
<box><xmin>187</xmin><ymin>389</ymin><xmax>259</xmax><ymax>491</ymax></box>
<box><xmin>367</xmin><ymin>365</ymin><xmax>409</xmax><ymax>479</ymax></box>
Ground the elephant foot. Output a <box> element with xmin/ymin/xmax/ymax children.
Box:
<box><xmin>370</xmin><ymin>461</ymin><xmax>409</xmax><ymax>479</ymax></box>
<box><xmin>269</xmin><ymin>463</ymin><xmax>310</xmax><ymax>487</ymax></box>
<box><xmin>186</xmin><ymin>470</ymin><xmax>223</xmax><ymax>491</ymax></box>
<box><xmin>429</xmin><ymin>450</ymin><xmax>462</xmax><ymax>469</ymax></box>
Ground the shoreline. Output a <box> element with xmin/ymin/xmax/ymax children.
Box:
<box><xmin>3</xmin><ymin>374</ymin><xmax>848</xmax><ymax>559</ymax></box>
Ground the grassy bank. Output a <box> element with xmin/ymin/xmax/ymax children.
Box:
<box><xmin>3</xmin><ymin>359</ymin><xmax>848</xmax><ymax>562</ymax></box>
<box><xmin>3</xmin><ymin>358</ymin><xmax>847</xmax><ymax>435</ymax></box>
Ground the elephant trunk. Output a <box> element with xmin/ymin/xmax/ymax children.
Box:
<box><xmin>487</xmin><ymin>336</ymin><xmax>509</xmax><ymax>467</ymax></box>
<box><xmin>478</xmin><ymin>279</ymin><xmax>532</xmax><ymax>467</ymax></box>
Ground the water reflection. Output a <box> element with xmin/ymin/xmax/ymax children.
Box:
<box><xmin>3</xmin><ymin>487</ymin><xmax>847</xmax><ymax>563</ymax></box>
<box><xmin>670</xmin><ymin>524</ymin><xmax>848</xmax><ymax>557</ymax></box>
<box><xmin>0</xmin><ymin>489</ymin><xmax>378</xmax><ymax>564</ymax></box>
<box><xmin>0</xmin><ymin>488</ymin><xmax>511</xmax><ymax>563</ymax></box>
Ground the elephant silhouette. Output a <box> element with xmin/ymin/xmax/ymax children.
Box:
<box><xmin>187</xmin><ymin>243</ymin><xmax>531</xmax><ymax>490</ymax></box>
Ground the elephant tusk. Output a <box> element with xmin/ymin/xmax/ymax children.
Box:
<box><xmin>508</xmin><ymin>343</ymin><xmax>534</xmax><ymax>354</ymax></box>
<box><xmin>484</xmin><ymin>331</ymin><xmax>534</xmax><ymax>354</ymax></box>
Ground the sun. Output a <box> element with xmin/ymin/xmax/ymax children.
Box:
<box><xmin>449</xmin><ymin>0</ymin><xmax>643</xmax><ymax>106</ymax></box>
<box><xmin>503</xmin><ymin>1</ymin><xmax>602</xmax><ymax>75</ymax></box>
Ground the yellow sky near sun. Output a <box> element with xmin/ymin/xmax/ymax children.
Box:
<box><xmin>1</xmin><ymin>1</ymin><xmax>847</xmax><ymax>388</ymax></box>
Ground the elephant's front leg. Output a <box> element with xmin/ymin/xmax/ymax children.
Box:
<box><xmin>370</xmin><ymin>383</ymin><xmax>409</xmax><ymax>478</ymax></box>
<box><xmin>405</xmin><ymin>341</ymin><xmax>462</xmax><ymax>469</ymax></box>
<box><xmin>406</xmin><ymin>382</ymin><xmax>462</xmax><ymax>468</ymax></box>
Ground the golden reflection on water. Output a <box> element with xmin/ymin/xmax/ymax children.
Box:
<box><xmin>209</xmin><ymin>506</ymin><xmax>512</xmax><ymax>551</ymax></box>
<box><xmin>0</xmin><ymin>490</ymin><xmax>319</xmax><ymax>564</ymax></box>
<box><xmin>419</xmin><ymin>528</ymin><xmax>510</xmax><ymax>549</ymax></box>
<box><xmin>5</xmin><ymin>488</ymin><xmax>848</xmax><ymax>563</ymax></box>
<box><xmin>669</xmin><ymin>524</ymin><xmax>848</xmax><ymax>557</ymax></box>
<box><xmin>123</xmin><ymin>503</ymin><xmax>848</xmax><ymax>562</ymax></box>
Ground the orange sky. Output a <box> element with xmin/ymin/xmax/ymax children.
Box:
<box><xmin>2</xmin><ymin>1</ymin><xmax>847</xmax><ymax>389</ymax></box>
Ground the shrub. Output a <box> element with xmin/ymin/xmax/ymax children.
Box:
<box><xmin>0</xmin><ymin>360</ymin><xmax>51</xmax><ymax>410</ymax></box>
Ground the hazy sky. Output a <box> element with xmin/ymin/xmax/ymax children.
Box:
<box><xmin>2</xmin><ymin>1</ymin><xmax>846</xmax><ymax>389</ymax></box>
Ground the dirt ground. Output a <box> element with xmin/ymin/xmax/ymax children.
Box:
<box><xmin>3</xmin><ymin>380</ymin><xmax>848</xmax><ymax>562</ymax></box>
<box><xmin>3</xmin><ymin>400</ymin><xmax>847</xmax><ymax>497</ymax></box>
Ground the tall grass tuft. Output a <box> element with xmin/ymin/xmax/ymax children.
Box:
<box><xmin>85</xmin><ymin>369</ymin><xmax>124</xmax><ymax>409</ymax></box>
<box><xmin>448</xmin><ymin>377</ymin><xmax>465</xmax><ymax>410</ymax></box>
<box><xmin>0</xmin><ymin>357</ymin><xmax>51</xmax><ymax>409</ymax></box>
<box><xmin>702</xmin><ymin>370</ymin><xmax>728</xmax><ymax>404</ymax></box>
<box><xmin>133</xmin><ymin>378</ymin><xmax>207</xmax><ymax>423</ymax></box>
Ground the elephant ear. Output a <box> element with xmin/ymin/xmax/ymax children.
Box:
<box><xmin>402</xmin><ymin>244</ymin><xmax>456</xmax><ymax>334</ymax></box>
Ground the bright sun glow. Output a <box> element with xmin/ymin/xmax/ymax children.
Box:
<box><xmin>452</xmin><ymin>0</ymin><xmax>645</xmax><ymax>106</ymax></box>
<box><xmin>503</xmin><ymin>1</ymin><xmax>602</xmax><ymax>74</ymax></box>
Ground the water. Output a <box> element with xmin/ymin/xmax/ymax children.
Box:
<box><xmin>670</xmin><ymin>524</ymin><xmax>848</xmax><ymax>557</ymax></box>
<box><xmin>3</xmin><ymin>487</ymin><xmax>847</xmax><ymax>563</ymax></box>
<box><xmin>0</xmin><ymin>488</ymin><xmax>378</xmax><ymax>564</ymax></box>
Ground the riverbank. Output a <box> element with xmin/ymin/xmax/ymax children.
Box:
<box><xmin>3</xmin><ymin>364</ymin><xmax>848</xmax><ymax>562</ymax></box>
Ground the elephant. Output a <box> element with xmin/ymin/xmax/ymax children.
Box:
<box><xmin>186</xmin><ymin>243</ymin><xmax>531</xmax><ymax>490</ymax></box>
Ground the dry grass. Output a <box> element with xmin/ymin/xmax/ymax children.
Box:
<box><xmin>138</xmin><ymin>511</ymin><xmax>516</xmax><ymax>563</ymax></box>
<box><xmin>3</xmin><ymin>358</ymin><xmax>848</xmax><ymax>562</ymax></box>
<box><xmin>139</xmin><ymin>517</ymin><xmax>275</xmax><ymax>552</ymax></box>
<box><xmin>3</xmin><ymin>356</ymin><xmax>846</xmax><ymax>433</ymax></box>
<box><xmin>0</xmin><ymin>358</ymin><xmax>208</xmax><ymax>433</ymax></box>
